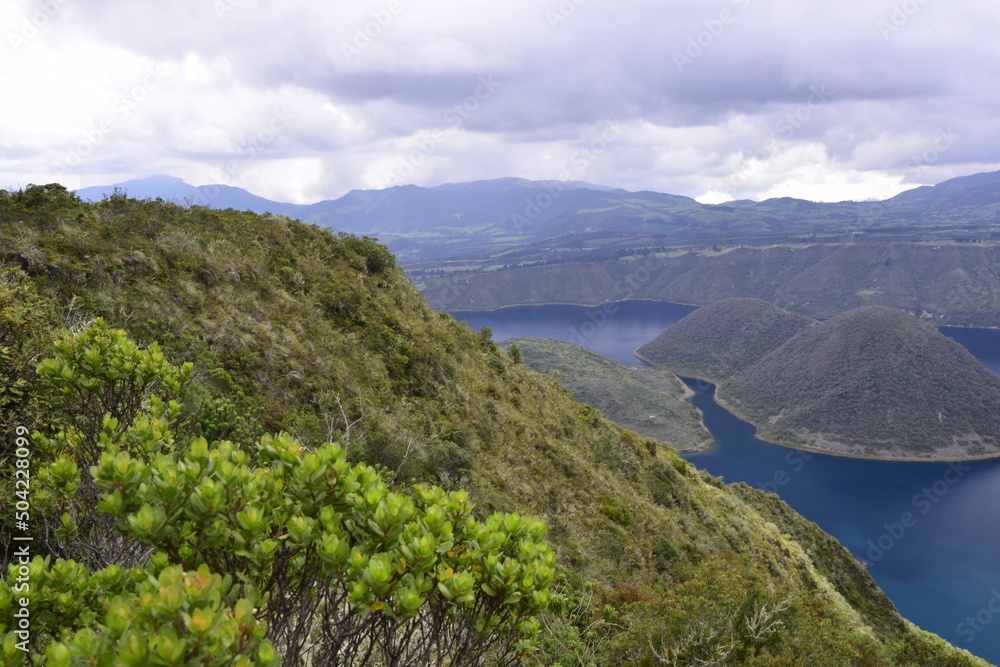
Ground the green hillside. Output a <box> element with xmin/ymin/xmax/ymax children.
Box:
<box><xmin>500</xmin><ymin>337</ymin><xmax>711</xmax><ymax>452</ymax></box>
<box><xmin>723</xmin><ymin>306</ymin><xmax>1000</xmax><ymax>459</ymax></box>
<box><xmin>0</xmin><ymin>185</ymin><xmax>990</xmax><ymax>665</ymax></box>
<box><xmin>637</xmin><ymin>297</ymin><xmax>1000</xmax><ymax>460</ymax></box>
<box><xmin>418</xmin><ymin>242</ymin><xmax>1000</xmax><ymax>327</ymax></box>
<box><xmin>635</xmin><ymin>298</ymin><xmax>815</xmax><ymax>379</ymax></box>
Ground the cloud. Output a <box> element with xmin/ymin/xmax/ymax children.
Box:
<box><xmin>2</xmin><ymin>0</ymin><xmax>1000</xmax><ymax>203</ymax></box>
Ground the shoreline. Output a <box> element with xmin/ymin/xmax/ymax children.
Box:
<box><xmin>449</xmin><ymin>296</ymin><xmax>704</xmax><ymax>314</ymax></box>
<box><xmin>633</xmin><ymin>351</ymin><xmax>716</xmax><ymax>454</ymax></box>
<box><xmin>446</xmin><ymin>297</ymin><xmax>1000</xmax><ymax>330</ymax></box>
<box><xmin>635</xmin><ymin>353</ymin><xmax>1000</xmax><ymax>464</ymax></box>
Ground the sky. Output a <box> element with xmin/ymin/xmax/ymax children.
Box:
<box><xmin>2</xmin><ymin>0</ymin><xmax>999</xmax><ymax>205</ymax></box>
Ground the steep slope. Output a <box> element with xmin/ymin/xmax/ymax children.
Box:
<box><xmin>419</xmin><ymin>242</ymin><xmax>1000</xmax><ymax>327</ymax></box>
<box><xmin>722</xmin><ymin>306</ymin><xmax>1000</xmax><ymax>459</ymax></box>
<box><xmin>0</xmin><ymin>184</ymin><xmax>989</xmax><ymax>665</ymax></box>
<box><xmin>500</xmin><ymin>337</ymin><xmax>711</xmax><ymax>451</ymax></box>
<box><xmin>635</xmin><ymin>298</ymin><xmax>815</xmax><ymax>379</ymax></box>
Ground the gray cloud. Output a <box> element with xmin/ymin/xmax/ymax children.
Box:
<box><xmin>2</xmin><ymin>0</ymin><xmax>999</xmax><ymax>203</ymax></box>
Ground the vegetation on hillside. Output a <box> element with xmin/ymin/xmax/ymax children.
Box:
<box><xmin>637</xmin><ymin>297</ymin><xmax>1000</xmax><ymax>459</ymax></box>
<box><xmin>500</xmin><ymin>337</ymin><xmax>710</xmax><ymax>452</ymax></box>
<box><xmin>635</xmin><ymin>298</ymin><xmax>814</xmax><ymax>380</ymax></box>
<box><xmin>2</xmin><ymin>321</ymin><xmax>554</xmax><ymax>665</ymax></box>
<box><xmin>723</xmin><ymin>306</ymin><xmax>1000</xmax><ymax>458</ymax></box>
<box><xmin>0</xmin><ymin>185</ymin><xmax>990</xmax><ymax>665</ymax></box>
<box><xmin>417</xmin><ymin>242</ymin><xmax>1000</xmax><ymax>327</ymax></box>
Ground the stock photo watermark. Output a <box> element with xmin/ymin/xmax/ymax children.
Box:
<box><xmin>865</xmin><ymin>461</ymin><xmax>970</xmax><ymax>563</ymax></box>
<box><xmin>507</xmin><ymin>119</ymin><xmax>623</xmax><ymax>234</ymax></box>
<box><xmin>54</xmin><ymin>65</ymin><xmax>171</xmax><ymax>173</ymax></box>
<box><xmin>757</xmin><ymin>450</ymin><xmax>812</xmax><ymax>494</ymax></box>
<box><xmin>545</xmin><ymin>0</ymin><xmax>589</xmax><ymax>29</ymax></box>
<box><xmin>860</xmin><ymin>126</ymin><xmax>959</xmax><ymax>225</ymax></box>
<box><xmin>729</xmin><ymin>84</ymin><xmax>833</xmax><ymax>190</ymax></box>
<box><xmin>8</xmin><ymin>425</ymin><xmax>34</xmax><ymax>653</ymax></box>
<box><xmin>566</xmin><ymin>250</ymin><xmax>662</xmax><ymax>347</ymax></box>
<box><xmin>903</xmin><ymin>127</ymin><xmax>958</xmax><ymax>180</ymax></box>
<box><xmin>186</xmin><ymin>108</ymin><xmax>292</xmax><ymax>206</ymax></box>
<box><xmin>878</xmin><ymin>0</ymin><xmax>931</xmax><ymax>40</ymax></box>
<box><xmin>339</xmin><ymin>0</ymin><xmax>404</xmax><ymax>61</ymax></box>
<box><xmin>568</xmin><ymin>301</ymin><xmax>620</xmax><ymax>346</ymax></box>
<box><xmin>7</xmin><ymin>0</ymin><xmax>72</xmax><ymax>53</ymax></box>
<box><xmin>956</xmin><ymin>588</ymin><xmax>1000</xmax><ymax>644</ymax></box>
<box><xmin>673</xmin><ymin>0</ymin><xmax>752</xmax><ymax>73</ymax></box>
<box><xmin>380</xmin><ymin>75</ymin><xmax>502</xmax><ymax>187</ymax></box>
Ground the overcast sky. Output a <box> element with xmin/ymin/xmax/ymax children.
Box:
<box><xmin>2</xmin><ymin>0</ymin><xmax>999</xmax><ymax>204</ymax></box>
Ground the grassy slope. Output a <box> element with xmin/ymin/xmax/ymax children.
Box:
<box><xmin>0</xmin><ymin>187</ymin><xmax>989</xmax><ymax>665</ymax></box>
<box><xmin>500</xmin><ymin>337</ymin><xmax>711</xmax><ymax>452</ymax></box>
<box><xmin>418</xmin><ymin>242</ymin><xmax>1000</xmax><ymax>327</ymax></box>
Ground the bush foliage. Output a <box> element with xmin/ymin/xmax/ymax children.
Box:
<box><xmin>2</xmin><ymin>323</ymin><xmax>554</xmax><ymax>665</ymax></box>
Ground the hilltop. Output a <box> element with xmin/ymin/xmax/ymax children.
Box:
<box><xmin>635</xmin><ymin>298</ymin><xmax>815</xmax><ymax>379</ymax></box>
<box><xmin>638</xmin><ymin>298</ymin><xmax>1000</xmax><ymax>460</ymax></box>
<box><xmin>724</xmin><ymin>306</ymin><xmax>1000</xmax><ymax>459</ymax></box>
<box><xmin>501</xmin><ymin>337</ymin><xmax>711</xmax><ymax>452</ymax></box>
<box><xmin>0</xmin><ymin>184</ymin><xmax>988</xmax><ymax>664</ymax></box>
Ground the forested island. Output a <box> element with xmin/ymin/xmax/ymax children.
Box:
<box><xmin>637</xmin><ymin>299</ymin><xmax>1000</xmax><ymax>460</ymax></box>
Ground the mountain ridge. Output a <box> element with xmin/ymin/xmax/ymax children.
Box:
<box><xmin>635</xmin><ymin>298</ymin><xmax>816</xmax><ymax>380</ymax></box>
<box><xmin>71</xmin><ymin>170</ymin><xmax>1000</xmax><ymax>262</ymax></box>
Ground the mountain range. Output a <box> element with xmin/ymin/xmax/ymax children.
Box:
<box><xmin>75</xmin><ymin>170</ymin><xmax>1000</xmax><ymax>262</ymax></box>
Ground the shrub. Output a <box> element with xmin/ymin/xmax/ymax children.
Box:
<box><xmin>2</xmin><ymin>323</ymin><xmax>556</xmax><ymax>665</ymax></box>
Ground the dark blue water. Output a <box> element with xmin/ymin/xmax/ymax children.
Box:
<box><xmin>452</xmin><ymin>300</ymin><xmax>1000</xmax><ymax>665</ymax></box>
<box><xmin>452</xmin><ymin>300</ymin><xmax>697</xmax><ymax>365</ymax></box>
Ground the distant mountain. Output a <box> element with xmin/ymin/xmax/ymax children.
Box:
<box><xmin>74</xmin><ymin>170</ymin><xmax>1000</xmax><ymax>262</ymax></box>
<box><xmin>635</xmin><ymin>298</ymin><xmax>815</xmax><ymax>380</ymax></box>
<box><xmin>640</xmin><ymin>302</ymin><xmax>1000</xmax><ymax>459</ymax></box>
<box><xmin>888</xmin><ymin>170</ymin><xmax>1000</xmax><ymax>207</ymax></box>
<box><xmin>501</xmin><ymin>337</ymin><xmax>711</xmax><ymax>452</ymax></box>
<box><xmin>75</xmin><ymin>175</ymin><xmax>303</xmax><ymax>216</ymax></box>
<box><xmin>293</xmin><ymin>178</ymin><xmax>635</xmax><ymax>237</ymax></box>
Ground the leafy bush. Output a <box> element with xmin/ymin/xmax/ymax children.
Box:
<box><xmin>2</xmin><ymin>323</ymin><xmax>555</xmax><ymax>665</ymax></box>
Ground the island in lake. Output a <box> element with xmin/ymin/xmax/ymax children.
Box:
<box><xmin>637</xmin><ymin>298</ymin><xmax>1000</xmax><ymax>460</ymax></box>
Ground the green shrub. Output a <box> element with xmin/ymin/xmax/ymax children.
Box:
<box><xmin>2</xmin><ymin>323</ymin><xmax>556</xmax><ymax>665</ymax></box>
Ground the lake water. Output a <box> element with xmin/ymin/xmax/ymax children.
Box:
<box><xmin>452</xmin><ymin>300</ymin><xmax>1000</xmax><ymax>665</ymax></box>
